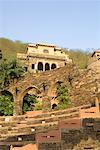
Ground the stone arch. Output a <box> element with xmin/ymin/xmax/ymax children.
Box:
<box><xmin>17</xmin><ymin>86</ymin><xmax>41</xmax><ymax>115</ymax></box>
<box><xmin>51</xmin><ymin>63</ymin><xmax>56</xmax><ymax>69</ymax></box>
<box><xmin>1</xmin><ymin>90</ymin><xmax>14</xmax><ymax>97</ymax></box>
<box><xmin>52</xmin><ymin>103</ymin><xmax>57</xmax><ymax>109</ymax></box>
<box><xmin>45</xmin><ymin>63</ymin><xmax>50</xmax><ymax>71</ymax></box>
<box><xmin>38</xmin><ymin>62</ymin><xmax>43</xmax><ymax>71</ymax></box>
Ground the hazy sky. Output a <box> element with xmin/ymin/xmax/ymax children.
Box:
<box><xmin>0</xmin><ymin>0</ymin><xmax>100</xmax><ymax>50</ymax></box>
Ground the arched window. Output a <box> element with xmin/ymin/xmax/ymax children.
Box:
<box><xmin>38</xmin><ymin>62</ymin><xmax>43</xmax><ymax>71</ymax></box>
<box><xmin>51</xmin><ymin>63</ymin><xmax>56</xmax><ymax>69</ymax></box>
<box><xmin>45</xmin><ymin>63</ymin><xmax>50</xmax><ymax>71</ymax></box>
<box><xmin>52</xmin><ymin>103</ymin><xmax>57</xmax><ymax>109</ymax></box>
<box><xmin>43</xmin><ymin>49</ymin><xmax>49</xmax><ymax>53</ymax></box>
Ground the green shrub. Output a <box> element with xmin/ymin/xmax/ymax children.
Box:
<box><xmin>57</xmin><ymin>83</ymin><xmax>71</xmax><ymax>110</ymax></box>
<box><xmin>0</xmin><ymin>95</ymin><xmax>13</xmax><ymax>116</ymax></box>
<box><xmin>34</xmin><ymin>101</ymin><xmax>43</xmax><ymax>110</ymax></box>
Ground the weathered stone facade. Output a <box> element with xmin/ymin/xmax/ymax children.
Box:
<box><xmin>17</xmin><ymin>43</ymin><xmax>72</xmax><ymax>73</ymax></box>
<box><xmin>2</xmin><ymin>58</ymin><xmax>100</xmax><ymax>116</ymax></box>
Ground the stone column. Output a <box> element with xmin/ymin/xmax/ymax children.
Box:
<box><xmin>13</xmin><ymin>94</ymin><xmax>23</xmax><ymax>116</ymax></box>
<box><xmin>95</xmin><ymin>97</ymin><xmax>100</xmax><ymax>114</ymax></box>
<box><xmin>35</xmin><ymin>63</ymin><xmax>38</xmax><ymax>73</ymax></box>
<box><xmin>42</xmin><ymin>96</ymin><xmax>51</xmax><ymax>112</ymax></box>
<box><xmin>50</xmin><ymin>63</ymin><xmax>51</xmax><ymax>70</ymax></box>
<box><xmin>56</xmin><ymin>63</ymin><xmax>59</xmax><ymax>68</ymax></box>
<box><xmin>43</xmin><ymin>62</ymin><xmax>45</xmax><ymax>72</ymax></box>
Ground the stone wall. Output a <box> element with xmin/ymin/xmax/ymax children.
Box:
<box><xmin>37</xmin><ymin>118</ymin><xmax>100</xmax><ymax>150</ymax></box>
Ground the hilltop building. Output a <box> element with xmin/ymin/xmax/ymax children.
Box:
<box><xmin>17</xmin><ymin>43</ymin><xmax>72</xmax><ymax>72</ymax></box>
<box><xmin>91</xmin><ymin>50</ymin><xmax>100</xmax><ymax>61</ymax></box>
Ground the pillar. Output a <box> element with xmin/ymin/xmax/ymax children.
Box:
<box><xmin>50</xmin><ymin>64</ymin><xmax>51</xmax><ymax>70</ymax></box>
<box><xmin>13</xmin><ymin>95</ymin><xmax>23</xmax><ymax>116</ymax></box>
<box><xmin>43</xmin><ymin>62</ymin><xmax>45</xmax><ymax>72</ymax></box>
<box><xmin>35</xmin><ymin>63</ymin><xmax>38</xmax><ymax>73</ymax></box>
<box><xmin>95</xmin><ymin>97</ymin><xmax>100</xmax><ymax>113</ymax></box>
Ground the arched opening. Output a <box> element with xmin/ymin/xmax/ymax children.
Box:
<box><xmin>23</xmin><ymin>93</ymin><xmax>37</xmax><ymax>113</ymax></box>
<box><xmin>38</xmin><ymin>62</ymin><xmax>43</xmax><ymax>71</ymax></box>
<box><xmin>21</xmin><ymin>86</ymin><xmax>42</xmax><ymax>114</ymax></box>
<box><xmin>0</xmin><ymin>90</ymin><xmax>14</xmax><ymax>116</ymax></box>
<box><xmin>65</xmin><ymin>62</ymin><xmax>67</xmax><ymax>66</ymax></box>
<box><xmin>45</xmin><ymin>63</ymin><xmax>50</xmax><ymax>71</ymax></box>
<box><xmin>52</xmin><ymin>103</ymin><xmax>57</xmax><ymax>109</ymax></box>
<box><xmin>51</xmin><ymin>63</ymin><xmax>56</xmax><ymax>69</ymax></box>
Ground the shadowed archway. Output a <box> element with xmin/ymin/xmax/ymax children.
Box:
<box><xmin>38</xmin><ymin>62</ymin><xmax>43</xmax><ymax>71</ymax></box>
<box><xmin>45</xmin><ymin>63</ymin><xmax>50</xmax><ymax>71</ymax></box>
<box><xmin>51</xmin><ymin>63</ymin><xmax>56</xmax><ymax>69</ymax></box>
<box><xmin>16</xmin><ymin>86</ymin><xmax>41</xmax><ymax>115</ymax></box>
<box><xmin>52</xmin><ymin>103</ymin><xmax>57</xmax><ymax>109</ymax></box>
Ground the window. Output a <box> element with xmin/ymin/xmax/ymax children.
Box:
<box><xmin>65</xmin><ymin>62</ymin><xmax>67</xmax><ymax>66</ymax></box>
<box><xmin>38</xmin><ymin>62</ymin><xmax>43</xmax><ymax>71</ymax></box>
<box><xmin>32</xmin><ymin>64</ymin><xmax>34</xmax><ymax>69</ymax></box>
<box><xmin>45</xmin><ymin>63</ymin><xmax>50</xmax><ymax>71</ymax></box>
<box><xmin>51</xmin><ymin>63</ymin><xmax>56</xmax><ymax>69</ymax></box>
<box><xmin>43</xmin><ymin>49</ymin><xmax>49</xmax><ymax>53</ymax></box>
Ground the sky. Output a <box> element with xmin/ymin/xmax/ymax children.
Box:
<box><xmin>0</xmin><ymin>0</ymin><xmax>100</xmax><ymax>50</ymax></box>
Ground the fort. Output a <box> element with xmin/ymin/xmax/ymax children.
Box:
<box><xmin>0</xmin><ymin>48</ymin><xmax>100</xmax><ymax>149</ymax></box>
<box><xmin>17</xmin><ymin>43</ymin><xmax>72</xmax><ymax>72</ymax></box>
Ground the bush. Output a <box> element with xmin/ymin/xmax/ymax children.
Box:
<box><xmin>57</xmin><ymin>83</ymin><xmax>71</xmax><ymax>110</ymax></box>
<box><xmin>23</xmin><ymin>94</ymin><xmax>37</xmax><ymax>112</ymax></box>
<box><xmin>34</xmin><ymin>101</ymin><xmax>43</xmax><ymax>110</ymax></box>
<box><xmin>0</xmin><ymin>95</ymin><xmax>13</xmax><ymax>116</ymax></box>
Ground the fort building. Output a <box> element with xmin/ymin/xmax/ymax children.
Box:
<box><xmin>17</xmin><ymin>43</ymin><xmax>72</xmax><ymax>72</ymax></box>
<box><xmin>91</xmin><ymin>50</ymin><xmax>100</xmax><ymax>61</ymax></box>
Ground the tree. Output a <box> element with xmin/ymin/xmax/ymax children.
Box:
<box><xmin>0</xmin><ymin>95</ymin><xmax>13</xmax><ymax>116</ymax></box>
<box><xmin>8</xmin><ymin>59</ymin><xmax>25</xmax><ymax>81</ymax></box>
<box><xmin>23</xmin><ymin>94</ymin><xmax>38</xmax><ymax>113</ymax></box>
<box><xmin>0</xmin><ymin>59</ymin><xmax>10</xmax><ymax>88</ymax></box>
<box><xmin>0</xmin><ymin>59</ymin><xmax>25</xmax><ymax>89</ymax></box>
<box><xmin>57</xmin><ymin>83</ymin><xmax>71</xmax><ymax>109</ymax></box>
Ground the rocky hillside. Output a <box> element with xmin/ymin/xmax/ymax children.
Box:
<box><xmin>0</xmin><ymin>38</ymin><xmax>27</xmax><ymax>60</ymax></box>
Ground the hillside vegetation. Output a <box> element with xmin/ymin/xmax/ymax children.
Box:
<box><xmin>0</xmin><ymin>38</ymin><xmax>27</xmax><ymax>60</ymax></box>
<box><xmin>0</xmin><ymin>38</ymin><xmax>91</xmax><ymax>69</ymax></box>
